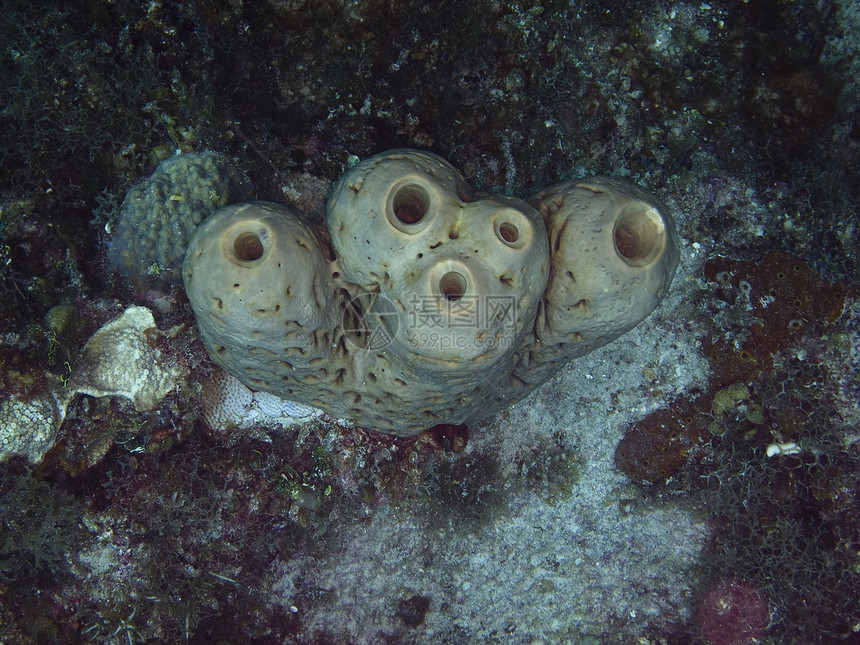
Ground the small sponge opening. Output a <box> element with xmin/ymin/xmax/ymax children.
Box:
<box><xmin>613</xmin><ymin>205</ymin><xmax>666</xmax><ymax>267</ymax></box>
<box><xmin>492</xmin><ymin>209</ymin><xmax>531</xmax><ymax>249</ymax></box>
<box><xmin>393</xmin><ymin>184</ymin><xmax>430</xmax><ymax>225</ymax></box>
<box><xmin>498</xmin><ymin>222</ymin><xmax>519</xmax><ymax>243</ymax></box>
<box><xmin>440</xmin><ymin>271</ymin><xmax>467</xmax><ymax>301</ymax></box>
<box><xmin>233</xmin><ymin>232</ymin><xmax>264</xmax><ymax>262</ymax></box>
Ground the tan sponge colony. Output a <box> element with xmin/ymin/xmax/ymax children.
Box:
<box><xmin>183</xmin><ymin>149</ymin><xmax>679</xmax><ymax>435</ymax></box>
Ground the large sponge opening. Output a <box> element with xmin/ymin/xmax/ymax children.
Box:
<box><xmin>613</xmin><ymin>203</ymin><xmax>668</xmax><ymax>267</ymax></box>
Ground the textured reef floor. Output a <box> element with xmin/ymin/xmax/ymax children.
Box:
<box><xmin>1</xmin><ymin>1</ymin><xmax>859</xmax><ymax>643</ymax></box>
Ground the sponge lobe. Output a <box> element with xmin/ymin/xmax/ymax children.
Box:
<box><xmin>327</xmin><ymin>149</ymin><xmax>470</xmax><ymax>289</ymax></box>
<box><xmin>328</xmin><ymin>149</ymin><xmax>550</xmax><ymax>370</ymax></box>
<box><xmin>530</xmin><ymin>176</ymin><xmax>679</xmax><ymax>355</ymax></box>
<box><xmin>183</xmin><ymin>201</ymin><xmax>339</xmax><ymax>393</ymax></box>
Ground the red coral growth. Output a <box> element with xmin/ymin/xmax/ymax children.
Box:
<box><xmin>615</xmin><ymin>251</ymin><xmax>855</xmax><ymax>484</ymax></box>
<box><xmin>703</xmin><ymin>251</ymin><xmax>853</xmax><ymax>387</ymax></box>
<box><xmin>615</xmin><ymin>396</ymin><xmax>711</xmax><ymax>483</ymax></box>
<box><xmin>697</xmin><ymin>578</ymin><xmax>769</xmax><ymax>645</ymax></box>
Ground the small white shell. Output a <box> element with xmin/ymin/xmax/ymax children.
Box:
<box><xmin>765</xmin><ymin>442</ymin><xmax>800</xmax><ymax>457</ymax></box>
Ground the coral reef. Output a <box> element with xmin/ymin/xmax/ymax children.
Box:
<box><xmin>201</xmin><ymin>367</ymin><xmax>320</xmax><ymax>431</ymax></box>
<box><xmin>615</xmin><ymin>250</ymin><xmax>860</xmax><ymax>640</ymax></box>
<box><xmin>69</xmin><ymin>306</ymin><xmax>187</xmax><ymax>412</ymax></box>
<box><xmin>615</xmin><ymin>252</ymin><xmax>856</xmax><ymax>484</ymax></box>
<box><xmin>184</xmin><ymin>149</ymin><xmax>678</xmax><ymax>435</ymax></box>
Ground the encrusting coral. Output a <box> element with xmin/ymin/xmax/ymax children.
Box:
<box><xmin>201</xmin><ymin>367</ymin><xmax>320</xmax><ymax>431</ymax></box>
<box><xmin>184</xmin><ymin>149</ymin><xmax>680</xmax><ymax>435</ymax></box>
<box><xmin>0</xmin><ymin>392</ymin><xmax>62</xmax><ymax>463</ymax></box>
